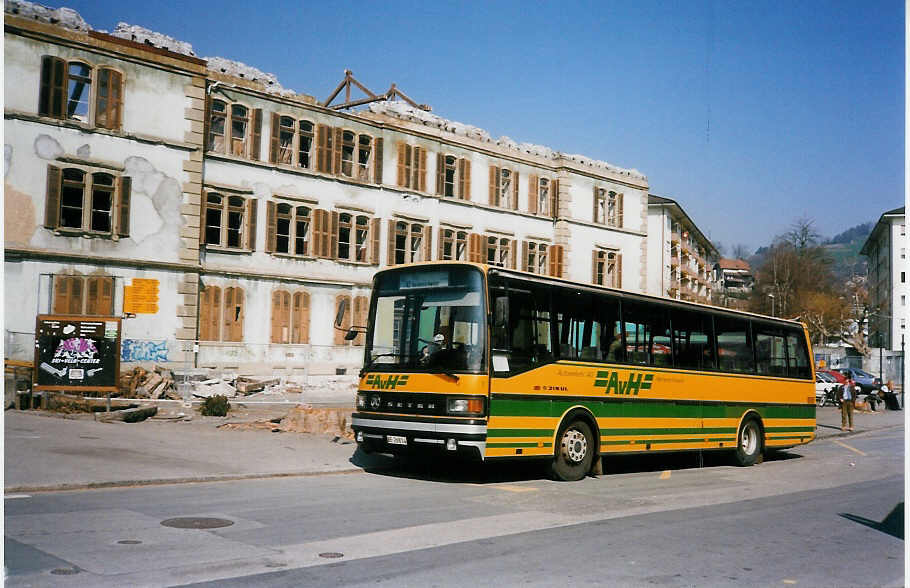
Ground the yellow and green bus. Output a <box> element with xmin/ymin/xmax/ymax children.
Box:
<box><xmin>348</xmin><ymin>262</ymin><xmax>816</xmax><ymax>481</ymax></box>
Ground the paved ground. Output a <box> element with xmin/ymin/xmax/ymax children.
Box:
<box><xmin>4</xmin><ymin>401</ymin><xmax>904</xmax><ymax>493</ymax></box>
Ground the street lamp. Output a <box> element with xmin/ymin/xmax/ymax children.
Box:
<box><xmin>768</xmin><ymin>293</ymin><xmax>775</xmax><ymax>317</ymax></box>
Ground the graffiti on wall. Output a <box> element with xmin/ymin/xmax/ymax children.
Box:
<box><xmin>121</xmin><ymin>339</ymin><xmax>169</xmax><ymax>362</ymax></box>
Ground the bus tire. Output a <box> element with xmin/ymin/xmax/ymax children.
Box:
<box><xmin>734</xmin><ymin>417</ymin><xmax>763</xmax><ymax>467</ymax></box>
<box><xmin>550</xmin><ymin>420</ymin><xmax>594</xmax><ymax>481</ymax></box>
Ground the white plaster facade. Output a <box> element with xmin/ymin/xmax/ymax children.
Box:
<box><xmin>4</xmin><ymin>5</ymin><xmax>652</xmax><ymax>374</ymax></box>
<box><xmin>646</xmin><ymin>195</ymin><xmax>716</xmax><ymax>303</ymax></box>
<box><xmin>861</xmin><ymin>207</ymin><xmax>907</xmax><ymax>351</ymax></box>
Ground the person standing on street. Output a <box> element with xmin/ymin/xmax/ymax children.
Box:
<box><xmin>839</xmin><ymin>376</ymin><xmax>856</xmax><ymax>431</ymax></box>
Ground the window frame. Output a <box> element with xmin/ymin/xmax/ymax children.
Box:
<box><xmin>45</xmin><ymin>164</ymin><xmax>130</xmax><ymax>238</ymax></box>
<box><xmin>389</xmin><ymin>219</ymin><xmax>431</xmax><ymax>266</ymax></box>
<box><xmin>39</xmin><ymin>56</ymin><xmax>124</xmax><ymax>130</ymax></box>
<box><xmin>203</xmin><ymin>191</ymin><xmax>257</xmax><ymax>252</ymax></box>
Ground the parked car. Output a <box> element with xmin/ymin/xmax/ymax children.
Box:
<box><xmin>833</xmin><ymin>368</ymin><xmax>882</xmax><ymax>393</ymax></box>
<box><xmin>815</xmin><ymin>372</ymin><xmax>840</xmax><ymax>407</ymax></box>
<box><xmin>819</xmin><ymin>369</ymin><xmax>847</xmax><ymax>385</ymax></box>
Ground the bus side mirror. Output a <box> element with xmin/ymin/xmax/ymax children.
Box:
<box><xmin>494</xmin><ymin>296</ymin><xmax>509</xmax><ymax>329</ymax></box>
<box><xmin>335</xmin><ymin>298</ymin><xmax>348</xmax><ymax>327</ymax></box>
<box><xmin>344</xmin><ymin>329</ymin><xmax>358</xmax><ymax>341</ymax></box>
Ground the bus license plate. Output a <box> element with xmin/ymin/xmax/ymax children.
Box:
<box><xmin>387</xmin><ymin>435</ymin><xmax>407</xmax><ymax>445</ymax></box>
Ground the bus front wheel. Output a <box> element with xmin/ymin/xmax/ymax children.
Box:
<box><xmin>734</xmin><ymin>418</ymin><xmax>763</xmax><ymax>466</ymax></box>
<box><xmin>550</xmin><ymin>420</ymin><xmax>595</xmax><ymax>481</ymax></box>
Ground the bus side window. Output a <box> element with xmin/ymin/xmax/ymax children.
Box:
<box><xmin>671</xmin><ymin>309</ymin><xmax>716</xmax><ymax>371</ymax></box>
<box><xmin>754</xmin><ymin>325</ymin><xmax>787</xmax><ymax>376</ymax></box>
<box><xmin>786</xmin><ymin>329</ymin><xmax>811</xmax><ymax>379</ymax></box>
<box><xmin>715</xmin><ymin>316</ymin><xmax>754</xmax><ymax>373</ymax></box>
<box><xmin>554</xmin><ymin>291</ymin><xmax>601</xmax><ymax>361</ymax></box>
<box><xmin>622</xmin><ymin>301</ymin><xmax>671</xmax><ymax>367</ymax></box>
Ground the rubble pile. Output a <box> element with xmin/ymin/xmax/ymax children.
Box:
<box><xmin>219</xmin><ymin>404</ymin><xmax>353</xmax><ymax>438</ymax></box>
<box><xmin>119</xmin><ymin>366</ymin><xmax>181</xmax><ymax>400</ymax></box>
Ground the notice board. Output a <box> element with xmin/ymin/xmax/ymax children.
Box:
<box><xmin>34</xmin><ymin>315</ymin><xmax>121</xmax><ymax>393</ymax></box>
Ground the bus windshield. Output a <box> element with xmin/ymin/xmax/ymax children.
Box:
<box><xmin>365</xmin><ymin>266</ymin><xmax>487</xmax><ymax>373</ymax></box>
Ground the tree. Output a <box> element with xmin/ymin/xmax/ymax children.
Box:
<box><xmin>785</xmin><ymin>217</ymin><xmax>821</xmax><ymax>251</ymax></box>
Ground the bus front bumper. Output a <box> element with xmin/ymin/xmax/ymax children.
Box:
<box><xmin>351</xmin><ymin>413</ymin><xmax>487</xmax><ymax>459</ymax></box>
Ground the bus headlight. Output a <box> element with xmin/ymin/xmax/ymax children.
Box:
<box><xmin>357</xmin><ymin>393</ymin><xmax>367</xmax><ymax>409</ymax></box>
<box><xmin>447</xmin><ymin>397</ymin><xmax>484</xmax><ymax>416</ymax></box>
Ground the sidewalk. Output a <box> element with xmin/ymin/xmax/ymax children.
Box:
<box><xmin>4</xmin><ymin>403</ymin><xmax>904</xmax><ymax>493</ymax></box>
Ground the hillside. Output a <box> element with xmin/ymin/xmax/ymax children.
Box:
<box><xmin>747</xmin><ymin>221</ymin><xmax>872</xmax><ymax>281</ymax></box>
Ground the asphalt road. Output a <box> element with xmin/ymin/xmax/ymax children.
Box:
<box><xmin>5</xmin><ymin>428</ymin><xmax>904</xmax><ymax>587</ymax></box>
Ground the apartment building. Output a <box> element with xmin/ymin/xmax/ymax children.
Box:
<box><xmin>646</xmin><ymin>195</ymin><xmax>717</xmax><ymax>304</ymax></box>
<box><xmin>860</xmin><ymin>206</ymin><xmax>906</xmax><ymax>352</ymax></box>
<box><xmin>4</xmin><ymin>4</ymin><xmax>650</xmax><ymax>374</ymax></box>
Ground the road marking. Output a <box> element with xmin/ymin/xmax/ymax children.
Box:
<box><xmin>832</xmin><ymin>440</ymin><xmax>866</xmax><ymax>456</ymax></box>
<box><xmin>491</xmin><ymin>484</ymin><xmax>538</xmax><ymax>493</ymax></box>
<box><xmin>782</xmin><ymin>580</ymin><xmax>797</xmax><ymax>585</ymax></box>
<box><xmin>4</xmin><ymin>494</ymin><xmax>31</xmax><ymax>500</ymax></box>
<box><xmin>659</xmin><ymin>470</ymin><xmax>671</xmax><ymax>480</ymax></box>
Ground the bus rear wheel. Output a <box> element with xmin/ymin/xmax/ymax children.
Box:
<box><xmin>734</xmin><ymin>417</ymin><xmax>763</xmax><ymax>466</ymax></box>
<box><xmin>550</xmin><ymin>420</ymin><xmax>594</xmax><ymax>481</ymax></box>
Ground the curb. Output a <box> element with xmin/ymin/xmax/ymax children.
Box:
<box><xmin>4</xmin><ymin>467</ymin><xmax>372</xmax><ymax>494</ymax></box>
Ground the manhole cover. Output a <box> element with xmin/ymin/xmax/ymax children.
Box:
<box><xmin>160</xmin><ymin>517</ymin><xmax>234</xmax><ymax>529</ymax></box>
<box><xmin>319</xmin><ymin>552</ymin><xmax>344</xmax><ymax>559</ymax></box>
<box><xmin>51</xmin><ymin>568</ymin><xmax>79</xmax><ymax>575</ymax></box>
<box><xmin>118</xmin><ymin>540</ymin><xmax>142</xmax><ymax>545</ymax></box>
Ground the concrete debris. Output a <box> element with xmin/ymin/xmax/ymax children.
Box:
<box><xmin>119</xmin><ymin>366</ymin><xmax>182</xmax><ymax>400</ymax></box>
<box><xmin>368</xmin><ymin>101</ymin><xmax>646</xmax><ymax>180</ymax></box>
<box><xmin>219</xmin><ymin>404</ymin><xmax>353</xmax><ymax>439</ymax></box>
<box><xmin>193</xmin><ymin>379</ymin><xmax>236</xmax><ymax>399</ymax></box>
<box><xmin>205</xmin><ymin>56</ymin><xmax>296</xmax><ymax>96</ymax></box>
<box><xmin>97</xmin><ymin>405</ymin><xmax>158</xmax><ymax>423</ymax></box>
<box><xmin>110</xmin><ymin>22</ymin><xmax>195</xmax><ymax>56</ymax></box>
<box><xmin>235</xmin><ymin>376</ymin><xmax>280</xmax><ymax>395</ymax></box>
<box><xmin>5</xmin><ymin>0</ymin><xmax>89</xmax><ymax>31</ymax></box>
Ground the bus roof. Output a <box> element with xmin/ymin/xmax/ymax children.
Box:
<box><xmin>373</xmin><ymin>261</ymin><xmax>808</xmax><ymax>329</ymax></box>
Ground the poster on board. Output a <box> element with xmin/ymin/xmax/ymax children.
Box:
<box><xmin>34</xmin><ymin>315</ymin><xmax>121</xmax><ymax>393</ymax></box>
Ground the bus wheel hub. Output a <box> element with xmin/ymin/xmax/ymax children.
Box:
<box><xmin>563</xmin><ymin>429</ymin><xmax>587</xmax><ymax>463</ymax></box>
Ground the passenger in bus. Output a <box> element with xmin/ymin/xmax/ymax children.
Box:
<box><xmin>606</xmin><ymin>330</ymin><xmax>624</xmax><ymax>362</ymax></box>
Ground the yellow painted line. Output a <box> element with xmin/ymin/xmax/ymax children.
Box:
<box><xmin>659</xmin><ymin>470</ymin><xmax>671</xmax><ymax>480</ymax></box>
<box><xmin>491</xmin><ymin>484</ymin><xmax>539</xmax><ymax>493</ymax></box>
<box><xmin>832</xmin><ymin>439</ymin><xmax>866</xmax><ymax>456</ymax></box>
<box><xmin>782</xmin><ymin>580</ymin><xmax>797</xmax><ymax>585</ymax></box>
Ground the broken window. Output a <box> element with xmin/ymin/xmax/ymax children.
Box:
<box><xmin>44</xmin><ymin>165</ymin><xmax>130</xmax><ymax>237</ymax></box>
<box><xmin>593</xmin><ymin>249</ymin><xmax>622</xmax><ymax>288</ymax></box>
<box><xmin>355</xmin><ymin>215</ymin><xmax>370</xmax><ymax>262</ymax></box>
<box><xmin>340</xmin><ymin>131</ymin><xmax>356</xmax><ymax>177</ymax></box>
<box><xmin>524</xmin><ymin>241</ymin><xmax>548</xmax><ymax>275</ymax></box>
<box><xmin>66</xmin><ymin>61</ymin><xmax>92</xmax><ymax>122</ymax></box>
<box><xmin>538</xmin><ymin>178</ymin><xmax>550</xmax><ymax>216</ymax></box>
<box><xmin>208</xmin><ymin>100</ymin><xmax>227</xmax><ymax>152</ymax></box>
<box><xmin>295</xmin><ymin>206</ymin><xmax>311</xmax><ymax>255</ymax></box>
<box><xmin>389</xmin><ymin>220</ymin><xmax>429</xmax><ymax>265</ymax></box>
<box><xmin>444</xmin><ymin>155</ymin><xmax>457</xmax><ymax>197</ymax></box>
<box><xmin>230</xmin><ymin>105</ymin><xmax>248</xmax><ymax>156</ymax></box>
<box><xmin>277</xmin><ymin>116</ymin><xmax>295</xmax><ymax>164</ymax></box>
<box><xmin>275</xmin><ymin>203</ymin><xmax>293</xmax><ymax>253</ymax></box>
<box><xmin>439</xmin><ymin>228</ymin><xmax>468</xmax><ymax>261</ymax></box>
<box><xmin>298</xmin><ymin>120</ymin><xmax>314</xmax><ymax>168</ymax></box>
<box><xmin>222</xmin><ymin>286</ymin><xmax>244</xmax><ymax>342</ymax></box>
<box><xmin>594</xmin><ymin>187</ymin><xmax>623</xmax><ymax>227</ymax></box>
<box><xmin>437</xmin><ymin>155</ymin><xmax>471</xmax><ymax>199</ymax></box>
<box><xmin>338</xmin><ymin>213</ymin><xmax>353</xmax><ymax>260</ymax></box>
<box><xmin>487</xmin><ymin>236</ymin><xmax>514</xmax><ymax>268</ymax></box>
<box><xmin>489</xmin><ymin>165</ymin><xmax>518</xmax><ymax>209</ymax></box>
<box><xmin>39</xmin><ymin>57</ymin><xmax>122</xmax><ymax>129</ymax></box>
<box><xmin>357</xmin><ymin>134</ymin><xmax>372</xmax><ymax>181</ymax></box>
<box><xmin>204</xmin><ymin>192</ymin><xmax>255</xmax><ymax>251</ymax></box>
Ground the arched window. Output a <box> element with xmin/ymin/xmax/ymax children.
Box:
<box><xmin>203</xmin><ymin>192</ymin><xmax>255</xmax><ymax>251</ymax></box>
<box><xmin>298</xmin><ymin>120</ymin><xmax>314</xmax><ymax>168</ymax></box>
<box><xmin>223</xmin><ymin>286</ymin><xmax>244</xmax><ymax>342</ymax></box>
<box><xmin>60</xmin><ymin>168</ymin><xmax>86</xmax><ymax>229</ymax></box>
<box><xmin>208</xmin><ymin>100</ymin><xmax>227</xmax><ymax>152</ymax></box>
<box><xmin>357</xmin><ymin>134</ymin><xmax>372</xmax><ymax>181</ymax></box>
<box><xmin>230</xmin><ymin>105</ymin><xmax>249</xmax><ymax>156</ymax></box>
<box><xmin>90</xmin><ymin>173</ymin><xmax>114</xmax><ymax>233</ymax></box>
<box><xmin>340</xmin><ymin>131</ymin><xmax>355</xmax><ymax>177</ymax></box>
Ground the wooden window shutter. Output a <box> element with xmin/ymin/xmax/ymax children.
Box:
<box><xmin>353</xmin><ymin>296</ymin><xmax>366</xmax><ymax>345</ymax></box>
<box><xmin>617</xmin><ymin>193</ymin><xmax>624</xmax><ymax>227</ymax></box>
<box><xmin>422</xmin><ymin>225</ymin><xmax>432</xmax><ymax>261</ymax></box>
<box><xmin>311</xmin><ymin>209</ymin><xmax>324</xmax><ymax>257</ymax></box>
<box><xmin>246</xmin><ymin>199</ymin><xmax>257</xmax><ymax>251</ymax></box>
<box><xmin>39</xmin><ymin>56</ymin><xmax>66</xmax><ymax>118</ymax></box>
<box><xmin>417</xmin><ymin>147</ymin><xmax>427</xmax><ymax>192</ymax></box>
<box><xmin>370</xmin><ymin>217</ymin><xmax>381</xmax><ymax>265</ymax></box>
<box><xmin>521</xmin><ymin>241</ymin><xmax>529</xmax><ymax>271</ymax></box>
<box><xmin>550</xmin><ymin>179</ymin><xmax>559</xmax><ymax>219</ymax></box>
<box><xmin>509</xmin><ymin>240</ymin><xmax>517</xmax><ymax>269</ymax></box>
<box><xmin>328</xmin><ymin>211</ymin><xmax>339</xmax><ymax>259</ymax></box>
<box><xmin>86</xmin><ymin>277</ymin><xmax>99</xmax><ymax>315</ymax></box>
<box><xmin>300</xmin><ymin>292</ymin><xmax>311</xmax><ymax>344</ymax></box>
<box><xmin>117</xmin><ymin>175</ymin><xmax>131</xmax><ymax>237</ymax></box>
<box><xmin>437</xmin><ymin>227</ymin><xmax>444</xmax><ymax>260</ymax></box>
<box><xmin>97</xmin><ymin>69</ymin><xmax>123</xmax><ymax>130</ymax></box>
<box><xmin>467</xmin><ymin>233</ymin><xmax>478</xmax><ymax>263</ymax></box>
<box><xmin>45</xmin><ymin>165</ymin><xmax>62</xmax><ymax>229</ymax></box>
<box><xmin>528</xmin><ymin>175</ymin><xmax>538</xmax><ymax>215</ymax></box>
<box><xmin>373</xmin><ymin>137</ymin><xmax>383</xmax><ymax>184</ymax></box>
<box><xmin>387</xmin><ymin>219</ymin><xmax>396</xmax><ymax>266</ymax></box>
<box><xmin>224</xmin><ymin>287</ymin><xmax>244</xmax><ymax>342</ymax></box>
<box><xmin>316</xmin><ymin>125</ymin><xmax>331</xmax><ymax>172</ymax></box>
<box><xmin>250</xmin><ymin>109</ymin><xmax>263</xmax><ymax>161</ymax></box>
<box><xmin>265</xmin><ymin>201</ymin><xmax>277</xmax><ymax>253</ymax></box>
<box><xmin>511</xmin><ymin>172</ymin><xmax>519</xmax><ymax>211</ymax></box>
<box><xmin>198</xmin><ymin>288</ymin><xmax>210</xmax><ymax>340</ymax></box>
<box><xmin>617</xmin><ymin>254</ymin><xmax>623</xmax><ymax>288</ymax></box>
<box><xmin>100</xmin><ymin>277</ymin><xmax>113</xmax><ymax>315</ymax></box>
<box><xmin>270</xmin><ymin>291</ymin><xmax>281</xmax><ymax>343</ymax></box>
<box><xmin>200</xmin><ymin>286</ymin><xmax>221</xmax><ymax>341</ymax></box>
<box><xmin>69</xmin><ymin>276</ymin><xmax>84</xmax><ymax>315</ymax></box>
<box><xmin>436</xmin><ymin>153</ymin><xmax>445</xmax><ymax>194</ymax></box>
<box><xmin>488</xmin><ymin>166</ymin><xmax>499</xmax><ymax>206</ymax></box>
<box><xmin>332</xmin><ymin>127</ymin><xmax>343</xmax><ymax>174</ymax></box>
<box><xmin>396</xmin><ymin>142</ymin><xmax>406</xmax><ymax>187</ymax></box>
<box><xmin>223</xmin><ymin>287</ymin><xmax>234</xmax><ymax>341</ymax></box>
<box><xmin>334</xmin><ymin>295</ymin><xmax>351</xmax><ymax>345</ymax></box>
<box><xmin>459</xmin><ymin>158</ymin><xmax>471</xmax><ymax>199</ymax></box>
<box><xmin>269</xmin><ymin>113</ymin><xmax>280</xmax><ymax>163</ymax></box>
<box><xmin>85</xmin><ymin>276</ymin><xmax>112</xmax><ymax>316</ymax></box>
<box><xmin>52</xmin><ymin>276</ymin><xmax>70</xmax><ymax>315</ymax></box>
<box><xmin>549</xmin><ymin>245</ymin><xmax>564</xmax><ymax>278</ymax></box>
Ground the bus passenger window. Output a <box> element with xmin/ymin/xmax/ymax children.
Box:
<box><xmin>554</xmin><ymin>291</ymin><xmax>605</xmax><ymax>361</ymax></box>
<box><xmin>715</xmin><ymin>316</ymin><xmax>754</xmax><ymax>373</ymax></box>
<box><xmin>671</xmin><ymin>309</ymin><xmax>716</xmax><ymax>371</ymax></box>
<box><xmin>786</xmin><ymin>330</ymin><xmax>811</xmax><ymax>379</ymax></box>
<box><xmin>622</xmin><ymin>302</ymin><xmax>671</xmax><ymax>366</ymax></box>
<box><xmin>754</xmin><ymin>326</ymin><xmax>787</xmax><ymax>376</ymax></box>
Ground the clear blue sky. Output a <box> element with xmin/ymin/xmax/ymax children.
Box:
<box><xmin>59</xmin><ymin>0</ymin><xmax>904</xmax><ymax>254</ymax></box>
